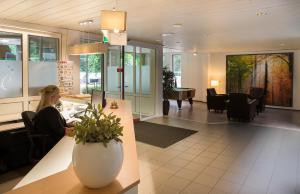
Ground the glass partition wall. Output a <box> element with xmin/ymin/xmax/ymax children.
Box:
<box><xmin>106</xmin><ymin>45</ymin><xmax>156</xmax><ymax>119</ymax></box>
<box><xmin>0</xmin><ymin>31</ymin><xmax>23</xmax><ymax>99</ymax></box>
<box><xmin>0</xmin><ymin>28</ymin><xmax>60</xmax><ymax>121</ymax></box>
<box><xmin>29</xmin><ymin>35</ymin><xmax>59</xmax><ymax>96</ymax></box>
<box><xmin>80</xmin><ymin>54</ymin><xmax>103</xmax><ymax>94</ymax></box>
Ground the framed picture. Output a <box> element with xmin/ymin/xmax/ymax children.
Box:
<box><xmin>226</xmin><ymin>53</ymin><xmax>293</xmax><ymax>107</ymax></box>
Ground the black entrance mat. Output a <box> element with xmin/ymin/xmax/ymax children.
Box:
<box><xmin>134</xmin><ymin>122</ymin><xmax>197</xmax><ymax>148</ymax></box>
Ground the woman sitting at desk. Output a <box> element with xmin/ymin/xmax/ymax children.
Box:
<box><xmin>34</xmin><ymin>85</ymin><xmax>73</xmax><ymax>149</ymax></box>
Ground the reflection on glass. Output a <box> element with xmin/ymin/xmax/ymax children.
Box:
<box><xmin>172</xmin><ymin>54</ymin><xmax>182</xmax><ymax>87</ymax></box>
<box><xmin>141</xmin><ymin>48</ymin><xmax>152</xmax><ymax>95</ymax></box>
<box><xmin>80</xmin><ymin>54</ymin><xmax>102</xmax><ymax>94</ymax></box>
<box><xmin>0</xmin><ymin>31</ymin><xmax>22</xmax><ymax>98</ymax></box>
<box><xmin>136</xmin><ymin>47</ymin><xmax>153</xmax><ymax>95</ymax></box>
<box><xmin>124</xmin><ymin>46</ymin><xmax>134</xmax><ymax>93</ymax></box>
<box><xmin>107</xmin><ymin>46</ymin><xmax>121</xmax><ymax>93</ymax></box>
<box><xmin>29</xmin><ymin>35</ymin><xmax>59</xmax><ymax>96</ymax></box>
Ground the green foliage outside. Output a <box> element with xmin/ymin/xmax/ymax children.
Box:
<box><xmin>125</xmin><ymin>53</ymin><xmax>133</xmax><ymax>66</ymax></box>
<box><xmin>227</xmin><ymin>55</ymin><xmax>254</xmax><ymax>93</ymax></box>
<box><xmin>80</xmin><ymin>54</ymin><xmax>102</xmax><ymax>94</ymax></box>
<box><xmin>0</xmin><ymin>45</ymin><xmax>19</xmax><ymax>60</ymax></box>
<box><xmin>172</xmin><ymin>54</ymin><xmax>181</xmax><ymax>76</ymax></box>
<box><xmin>81</xmin><ymin>85</ymin><xmax>101</xmax><ymax>94</ymax></box>
<box><xmin>29</xmin><ymin>37</ymin><xmax>58</xmax><ymax>61</ymax></box>
<box><xmin>80</xmin><ymin>54</ymin><xmax>101</xmax><ymax>73</ymax></box>
<box><xmin>74</xmin><ymin>103</ymin><xmax>123</xmax><ymax>146</ymax></box>
<box><xmin>124</xmin><ymin>52</ymin><xmax>146</xmax><ymax>66</ymax></box>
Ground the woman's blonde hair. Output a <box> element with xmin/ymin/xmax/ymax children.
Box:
<box><xmin>36</xmin><ymin>85</ymin><xmax>60</xmax><ymax>112</ymax></box>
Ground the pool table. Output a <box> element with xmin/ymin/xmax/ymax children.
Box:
<box><xmin>167</xmin><ymin>88</ymin><xmax>196</xmax><ymax>109</ymax></box>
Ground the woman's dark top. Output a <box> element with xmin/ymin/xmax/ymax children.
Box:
<box><xmin>34</xmin><ymin>106</ymin><xmax>66</xmax><ymax>147</ymax></box>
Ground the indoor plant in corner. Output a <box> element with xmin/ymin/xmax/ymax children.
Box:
<box><xmin>162</xmin><ymin>67</ymin><xmax>175</xmax><ymax>115</ymax></box>
<box><xmin>72</xmin><ymin>103</ymin><xmax>124</xmax><ymax>188</ymax></box>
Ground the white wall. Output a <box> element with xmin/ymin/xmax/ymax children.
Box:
<box><xmin>164</xmin><ymin>52</ymin><xmax>210</xmax><ymax>102</ymax></box>
<box><xmin>209</xmin><ymin>50</ymin><xmax>300</xmax><ymax>110</ymax></box>
<box><xmin>181</xmin><ymin>53</ymin><xmax>209</xmax><ymax>102</ymax></box>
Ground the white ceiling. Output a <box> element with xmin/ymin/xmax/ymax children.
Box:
<box><xmin>1</xmin><ymin>0</ymin><xmax>300</xmax><ymax>52</ymax></box>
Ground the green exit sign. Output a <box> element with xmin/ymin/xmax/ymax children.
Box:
<box><xmin>103</xmin><ymin>36</ymin><xmax>109</xmax><ymax>43</ymax></box>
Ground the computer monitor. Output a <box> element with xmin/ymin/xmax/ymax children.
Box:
<box><xmin>91</xmin><ymin>90</ymin><xmax>106</xmax><ymax>108</ymax></box>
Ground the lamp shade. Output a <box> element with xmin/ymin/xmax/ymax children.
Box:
<box><xmin>100</xmin><ymin>10</ymin><xmax>127</xmax><ymax>32</ymax></box>
<box><xmin>211</xmin><ymin>80</ymin><xmax>219</xmax><ymax>87</ymax></box>
<box><xmin>68</xmin><ymin>42</ymin><xmax>107</xmax><ymax>55</ymax></box>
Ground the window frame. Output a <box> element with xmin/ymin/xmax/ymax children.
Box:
<box><xmin>172</xmin><ymin>54</ymin><xmax>182</xmax><ymax>87</ymax></box>
<box><xmin>0</xmin><ymin>27</ymin><xmax>61</xmax><ymax>122</ymax></box>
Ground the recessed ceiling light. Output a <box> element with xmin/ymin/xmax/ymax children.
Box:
<box><xmin>173</xmin><ymin>24</ymin><xmax>182</xmax><ymax>28</ymax></box>
<box><xmin>193</xmin><ymin>52</ymin><xmax>198</xmax><ymax>56</ymax></box>
<box><xmin>256</xmin><ymin>11</ymin><xmax>268</xmax><ymax>16</ymax></box>
<box><xmin>79</xmin><ymin>19</ymin><xmax>94</xmax><ymax>26</ymax></box>
<box><xmin>162</xmin><ymin>33</ymin><xmax>175</xmax><ymax>37</ymax></box>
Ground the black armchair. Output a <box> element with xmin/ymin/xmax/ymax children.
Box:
<box><xmin>249</xmin><ymin>87</ymin><xmax>266</xmax><ymax>113</ymax></box>
<box><xmin>227</xmin><ymin>93</ymin><xmax>257</xmax><ymax>121</ymax></box>
<box><xmin>207</xmin><ymin>88</ymin><xmax>228</xmax><ymax>112</ymax></box>
<box><xmin>21</xmin><ymin>111</ymin><xmax>49</xmax><ymax>161</ymax></box>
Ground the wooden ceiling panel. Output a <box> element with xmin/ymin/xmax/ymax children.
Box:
<box><xmin>1</xmin><ymin>0</ymin><xmax>300</xmax><ymax>52</ymax></box>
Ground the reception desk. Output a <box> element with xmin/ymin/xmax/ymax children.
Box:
<box><xmin>7</xmin><ymin>99</ymin><xmax>140</xmax><ymax>194</ymax></box>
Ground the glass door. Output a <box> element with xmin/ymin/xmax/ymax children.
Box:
<box><xmin>80</xmin><ymin>54</ymin><xmax>103</xmax><ymax>94</ymax></box>
<box><xmin>106</xmin><ymin>46</ymin><xmax>121</xmax><ymax>99</ymax></box>
<box><xmin>135</xmin><ymin>47</ymin><xmax>155</xmax><ymax>119</ymax></box>
<box><xmin>106</xmin><ymin>45</ymin><xmax>156</xmax><ymax>119</ymax></box>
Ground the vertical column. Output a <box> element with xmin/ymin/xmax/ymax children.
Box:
<box><xmin>22</xmin><ymin>33</ymin><xmax>29</xmax><ymax>111</ymax></box>
<box><xmin>121</xmin><ymin>46</ymin><xmax>125</xmax><ymax>99</ymax></box>
<box><xmin>101</xmin><ymin>53</ymin><xmax>105</xmax><ymax>91</ymax></box>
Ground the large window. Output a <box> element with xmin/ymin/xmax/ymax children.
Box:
<box><xmin>28</xmin><ymin>35</ymin><xmax>59</xmax><ymax>96</ymax></box>
<box><xmin>0</xmin><ymin>31</ymin><xmax>22</xmax><ymax>98</ymax></box>
<box><xmin>80</xmin><ymin>54</ymin><xmax>102</xmax><ymax>94</ymax></box>
<box><xmin>172</xmin><ymin>54</ymin><xmax>182</xmax><ymax>87</ymax></box>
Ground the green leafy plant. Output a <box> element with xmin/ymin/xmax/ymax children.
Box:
<box><xmin>74</xmin><ymin>103</ymin><xmax>123</xmax><ymax>146</ymax></box>
<box><xmin>162</xmin><ymin>67</ymin><xmax>175</xmax><ymax>100</ymax></box>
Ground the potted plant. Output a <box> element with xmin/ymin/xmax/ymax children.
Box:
<box><xmin>162</xmin><ymin>67</ymin><xmax>175</xmax><ymax>115</ymax></box>
<box><xmin>72</xmin><ymin>103</ymin><xmax>124</xmax><ymax>188</ymax></box>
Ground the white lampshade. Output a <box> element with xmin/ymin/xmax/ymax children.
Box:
<box><xmin>100</xmin><ymin>10</ymin><xmax>127</xmax><ymax>32</ymax></box>
<box><xmin>211</xmin><ymin>80</ymin><xmax>219</xmax><ymax>87</ymax></box>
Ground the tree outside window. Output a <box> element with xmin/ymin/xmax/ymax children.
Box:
<box><xmin>80</xmin><ymin>54</ymin><xmax>102</xmax><ymax>94</ymax></box>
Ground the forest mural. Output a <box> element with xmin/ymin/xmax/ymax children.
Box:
<box><xmin>226</xmin><ymin>53</ymin><xmax>293</xmax><ymax>107</ymax></box>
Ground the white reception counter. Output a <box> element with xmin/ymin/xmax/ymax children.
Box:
<box><xmin>7</xmin><ymin>99</ymin><xmax>140</xmax><ymax>194</ymax></box>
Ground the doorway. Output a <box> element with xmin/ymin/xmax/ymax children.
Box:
<box><xmin>106</xmin><ymin>45</ymin><xmax>156</xmax><ymax>119</ymax></box>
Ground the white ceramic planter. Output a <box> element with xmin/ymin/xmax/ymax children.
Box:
<box><xmin>72</xmin><ymin>140</ymin><xmax>123</xmax><ymax>188</ymax></box>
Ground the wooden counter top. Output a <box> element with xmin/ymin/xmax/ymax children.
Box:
<box><xmin>7</xmin><ymin>100</ymin><xmax>140</xmax><ymax>194</ymax></box>
<box><xmin>0</xmin><ymin>122</ymin><xmax>24</xmax><ymax>132</ymax></box>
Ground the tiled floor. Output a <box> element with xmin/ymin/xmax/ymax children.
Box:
<box><xmin>1</xmin><ymin>101</ymin><xmax>300</xmax><ymax>194</ymax></box>
<box><xmin>137</xmin><ymin>101</ymin><xmax>300</xmax><ymax>194</ymax></box>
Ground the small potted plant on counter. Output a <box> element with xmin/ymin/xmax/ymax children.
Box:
<box><xmin>72</xmin><ymin>103</ymin><xmax>124</xmax><ymax>188</ymax></box>
<box><xmin>162</xmin><ymin>67</ymin><xmax>175</xmax><ymax>115</ymax></box>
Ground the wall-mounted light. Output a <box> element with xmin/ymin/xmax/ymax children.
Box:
<box><xmin>193</xmin><ymin>52</ymin><xmax>198</xmax><ymax>56</ymax></box>
<box><xmin>100</xmin><ymin>10</ymin><xmax>127</xmax><ymax>33</ymax></box>
<box><xmin>162</xmin><ymin>33</ymin><xmax>175</xmax><ymax>37</ymax></box>
<box><xmin>173</xmin><ymin>24</ymin><xmax>183</xmax><ymax>28</ymax></box>
<box><xmin>211</xmin><ymin>80</ymin><xmax>219</xmax><ymax>87</ymax></box>
<box><xmin>79</xmin><ymin>19</ymin><xmax>94</xmax><ymax>26</ymax></box>
<box><xmin>256</xmin><ymin>11</ymin><xmax>268</xmax><ymax>16</ymax></box>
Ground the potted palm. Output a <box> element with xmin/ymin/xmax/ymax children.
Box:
<box><xmin>162</xmin><ymin>67</ymin><xmax>175</xmax><ymax>115</ymax></box>
<box><xmin>72</xmin><ymin>103</ymin><xmax>123</xmax><ymax>188</ymax></box>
